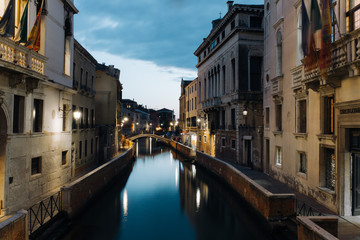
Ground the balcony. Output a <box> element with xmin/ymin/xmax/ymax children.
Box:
<box><xmin>201</xmin><ymin>97</ymin><xmax>221</xmax><ymax>112</ymax></box>
<box><xmin>271</xmin><ymin>75</ymin><xmax>283</xmax><ymax>97</ymax></box>
<box><xmin>303</xmin><ymin>28</ymin><xmax>360</xmax><ymax>90</ymax></box>
<box><xmin>291</xmin><ymin>65</ymin><xmax>304</xmax><ymax>89</ymax></box>
<box><xmin>0</xmin><ymin>37</ymin><xmax>46</xmax><ymax>77</ymax></box>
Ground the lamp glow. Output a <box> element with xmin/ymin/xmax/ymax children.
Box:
<box><xmin>73</xmin><ymin>111</ymin><xmax>81</xmax><ymax>120</ymax></box>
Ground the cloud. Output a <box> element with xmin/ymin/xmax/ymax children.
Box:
<box><xmin>90</xmin><ymin>50</ymin><xmax>197</xmax><ymax>118</ymax></box>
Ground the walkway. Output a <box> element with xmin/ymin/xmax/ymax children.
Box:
<box><xmin>225</xmin><ymin>162</ymin><xmax>360</xmax><ymax>239</ymax></box>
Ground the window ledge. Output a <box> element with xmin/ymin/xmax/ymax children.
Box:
<box><xmin>273</xmin><ymin>131</ymin><xmax>283</xmax><ymax>136</ymax></box>
<box><xmin>275</xmin><ymin>163</ymin><xmax>282</xmax><ymax>169</ymax></box>
<box><xmin>317</xmin><ymin>187</ymin><xmax>335</xmax><ymax>196</ymax></box>
<box><xmin>293</xmin><ymin>133</ymin><xmax>308</xmax><ymax>139</ymax></box>
<box><xmin>317</xmin><ymin>134</ymin><xmax>337</xmax><ymax>142</ymax></box>
<box><xmin>296</xmin><ymin>172</ymin><xmax>307</xmax><ymax>179</ymax></box>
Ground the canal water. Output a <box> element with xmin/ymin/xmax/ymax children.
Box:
<box><xmin>60</xmin><ymin>138</ymin><xmax>276</xmax><ymax>240</ymax></box>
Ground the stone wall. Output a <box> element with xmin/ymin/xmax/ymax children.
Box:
<box><xmin>297</xmin><ymin>216</ymin><xmax>338</xmax><ymax>240</ymax></box>
<box><xmin>170</xmin><ymin>141</ymin><xmax>196</xmax><ymax>159</ymax></box>
<box><xmin>0</xmin><ymin>210</ymin><xmax>28</xmax><ymax>240</ymax></box>
<box><xmin>61</xmin><ymin>144</ymin><xmax>135</xmax><ymax>217</ymax></box>
<box><xmin>196</xmin><ymin>151</ymin><xmax>296</xmax><ymax>222</ymax></box>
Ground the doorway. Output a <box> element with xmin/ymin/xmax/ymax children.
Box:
<box><xmin>244</xmin><ymin>140</ymin><xmax>252</xmax><ymax>168</ymax></box>
<box><xmin>353</xmin><ymin>153</ymin><xmax>360</xmax><ymax>215</ymax></box>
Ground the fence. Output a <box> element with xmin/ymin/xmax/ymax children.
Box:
<box><xmin>28</xmin><ymin>191</ymin><xmax>62</xmax><ymax>237</ymax></box>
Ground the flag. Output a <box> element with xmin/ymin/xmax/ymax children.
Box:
<box><xmin>319</xmin><ymin>0</ymin><xmax>332</xmax><ymax>75</ymax></box>
<box><xmin>306</xmin><ymin>0</ymin><xmax>322</xmax><ymax>66</ymax></box>
<box><xmin>0</xmin><ymin>0</ymin><xmax>15</xmax><ymax>38</ymax></box>
<box><xmin>26</xmin><ymin>0</ymin><xmax>44</xmax><ymax>51</ymax></box>
<box><xmin>301</xmin><ymin>0</ymin><xmax>310</xmax><ymax>56</ymax></box>
<box><xmin>15</xmin><ymin>0</ymin><xmax>29</xmax><ymax>43</ymax></box>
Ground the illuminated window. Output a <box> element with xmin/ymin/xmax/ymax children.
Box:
<box><xmin>275</xmin><ymin>147</ymin><xmax>282</xmax><ymax>166</ymax></box>
<box><xmin>33</xmin><ymin>99</ymin><xmax>43</xmax><ymax>132</ymax></box>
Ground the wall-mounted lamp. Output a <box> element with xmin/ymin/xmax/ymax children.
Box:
<box><xmin>243</xmin><ymin>106</ymin><xmax>248</xmax><ymax>116</ymax></box>
<box><xmin>73</xmin><ymin>110</ymin><xmax>81</xmax><ymax>120</ymax></box>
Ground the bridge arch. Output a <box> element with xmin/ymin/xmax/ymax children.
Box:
<box><xmin>127</xmin><ymin>134</ymin><xmax>171</xmax><ymax>144</ymax></box>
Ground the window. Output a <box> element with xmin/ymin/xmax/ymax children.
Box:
<box><xmin>62</xmin><ymin>151</ymin><xmax>68</xmax><ymax>165</ymax></box>
<box><xmin>298</xmin><ymin>152</ymin><xmax>307</xmax><ymax>174</ymax></box>
<box><xmin>275</xmin><ymin>104</ymin><xmax>282</xmax><ymax>131</ymax></box>
<box><xmin>320</xmin><ymin>147</ymin><xmax>336</xmax><ymax>191</ymax></box>
<box><xmin>250</xmin><ymin>16</ymin><xmax>263</xmax><ymax>28</ymax></box>
<box><xmin>91</xmin><ymin>76</ymin><xmax>94</xmax><ymax>92</ymax></box>
<box><xmin>296</xmin><ymin>100</ymin><xmax>307</xmax><ymax>133</ymax></box>
<box><xmin>231</xmin><ymin>108</ymin><xmax>235</xmax><ymax>130</ymax></box>
<box><xmin>85</xmin><ymin>71</ymin><xmax>88</xmax><ymax>88</ymax></box>
<box><xmin>85</xmin><ymin>108</ymin><xmax>89</xmax><ymax>128</ymax></box>
<box><xmin>221</xmin><ymin>138</ymin><xmax>226</xmax><ymax>147</ymax></box>
<box><xmin>79</xmin><ymin>107</ymin><xmax>84</xmax><ymax>128</ymax></box>
<box><xmin>91</xmin><ymin>139</ymin><xmax>94</xmax><ymax>154</ymax></box>
<box><xmin>31</xmin><ymin>157</ymin><xmax>41</xmax><ymax>175</ymax></box>
<box><xmin>231</xmin><ymin>20</ymin><xmax>235</xmax><ymax>30</ymax></box>
<box><xmin>72</xmin><ymin>105</ymin><xmax>77</xmax><ymax>129</ymax></box>
<box><xmin>13</xmin><ymin>95</ymin><xmax>24</xmax><ymax>133</ymax></box>
<box><xmin>297</xmin><ymin>10</ymin><xmax>304</xmax><ymax>64</ymax></box>
<box><xmin>33</xmin><ymin>99</ymin><xmax>43</xmax><ymax>132</ymax></box>
<box><xmin>62</xmin><ymin>104</ymin><xmax>68</xmax><ymax>131</ymax></box>
<box><xmin>91</xmin><ymin>109</ymin><xmax>95</xmax><ymax>128</ymax></box>
<box><xmin>250</xmin><ymin>56</ymin><xmax>262</xmax><ymax>91</ymax></box>
<box><xmin>323</xmin><ymin>95</ymin><xmax>334</xmax><ymax>134</ymax></box>
<box><xmin>199</xmin><ymin>135</ymin><xmax>202</xmax><ymax>142</ymax></box>
<box><xmin>85</xmin><ymin>140</ymin><xmax>88</xmax><ymax>157</ymax></box>
<box><xmin>204</xmin><ymin>135</ymin><xmax>207</xmax><ymax>143</ymax></box>
<box><xmin>79</xmin><ymin>141</ymin><xmax>82</xmax><ymax>159</ymax></box>
<box><xmin>265</xmin><ymin>107</ymin><xmax>270</xmax><ymax>128</ymax></box>
<box><xmin>222</xmin><ymin>65</ymin><xmax>226</xmax><ymax>95</ymax></box>
<box><xmin>275</xmin><ymin>147</ymin><xmax>282</xmax><ymax>166</ymax></box>
<box><xmin>347</xmin><ymin>0</ymin><xmax>360</xmax><ymax>32</ymax></box>
<box><xmin>231</xmin><ymin>139</ymin><xmax>236</xmax><ymax>149</ymax></box>
<box><xmin>276</xmin><ymin>30</ymin><xmax>283</xmax><ymax>76</ymax></box>
<box><xmin>231</xmin><ymin>59</ymin><xmax>236</xmax><ymax>90</ymax></box>
<box><xmin>80</xmin><ymin>68</ymin><xmax>83</xmax><ymax>88</ymax></box>
<box><xmin>222</xmin><ymin>31</ymin><xmax>225</xmax><ymax>39</ymax></box>
<box><xmin>73</xmin><ymin>62</ymin><xmax>77</xmax><ymax>88</ymax></box>
<box><xmin>222</xmin><ymin>110</ymin><xmax>226</xmax><ymax>129</ymax></box>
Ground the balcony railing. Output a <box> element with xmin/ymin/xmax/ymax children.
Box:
<box><xmin>271</xmin><ymin>75</ymin><xmax>282</xmax><ymax>96</ymax></box>
<box><xmin>0</xmin><ymin>36</ymin><xmax>46</xmax><ymax>75</ymax></box>
<box><xmin>291</xmin><ymin>65</ymin><xmax>304</xmax><ymax>89</ymax></box>
<box><xmin>202</xmin><ymin>97</ymin><xmax>221</xmax><ymax>109</ymax></box>
<box><xmin>304</xmin><ymin>28</ymin><xmax>360</xmax><ymax>85</ymax></box>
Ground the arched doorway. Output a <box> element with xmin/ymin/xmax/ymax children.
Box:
<box><xmin>0</xmin><ymin>107</ymin><xmax>7</xmax><ymax>215</ymax></box>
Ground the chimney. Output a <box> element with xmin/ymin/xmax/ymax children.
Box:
<box><xmin>227</xmin><ymin>1</ymin><xmax>234</xmax><ymax>11</ymax></box>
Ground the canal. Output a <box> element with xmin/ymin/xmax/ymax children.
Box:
<box><xmin>60</xmin><ymin>138</ymin><xmax>280</xmax><ymax>240</ymax></box>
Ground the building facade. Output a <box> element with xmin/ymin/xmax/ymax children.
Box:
<box><xmin>179</xmin><ymin>78</ymin><xmax>192</xmax><ymax>133</ymax></box>
<box><xmin>72</xmin><ymin>40</ymin><xmax>99</xmax><ymax>176</ymax></box>
<box><xmin>264</xmin><ymin>0</ymin><xmax>360</xmax><ymax>215</ymax></box>
<box><xmin>194</xmin><ymin>1</ymin><xmax>264</xmax><ymax>169</ymax></box>
<box><xmin>182</xmin><ymin>78</ymin><xmax>198</xmax><ymax>148</ymax></box>
<box><xmin>0</xmin><ymin>0</ymin><xmax>78</xmax><ymax>215</ymax></box>
<box><xmin>94</xmin><ymin>63</ymin><xmax>122</xmax><ymax>161</ymax></box>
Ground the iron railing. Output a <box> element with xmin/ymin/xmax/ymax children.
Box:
<box><xmin>296</xmin><ymin>200</ymin><xmax>324</xmax><ymax>216</ymax></box>
<box><xmin>28</xmin><ymin>191</ymin><xmax>62</xmax><ymax>236</ymax></box>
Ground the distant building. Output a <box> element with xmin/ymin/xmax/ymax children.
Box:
<box><xmin>95</xmin><ymin>63</ymin><xmax>122</xmax><ymax>161</ymax></box>
<box><xmin>179</xmin><ymin>79</ymin><xmax>192</xmax><ymax>132</ymax></box>
<box><xmin>194</xmin><ymin>1</ymin><xmax>264</xmax><ymax>169</ymax></box>
<box><xmin>157</xmin><ymin>108</ymin><xmax>175</xmax><ymax>132</ymax></box>
<box><xmin>72</xmin><ymin>39</ymin><xmax>99</xmax><ymax>176</ymax></box>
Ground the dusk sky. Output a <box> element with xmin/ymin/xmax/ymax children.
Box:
<box><xmin>74</xmin><ymin>0</ymin><xmax>263</xmax><ymax>118</ymax></box>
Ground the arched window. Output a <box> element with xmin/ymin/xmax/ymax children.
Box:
<box><xmin>276</xmin><ymin>30</ymin><xmax>282</xmax><ymax>76</ymax></box>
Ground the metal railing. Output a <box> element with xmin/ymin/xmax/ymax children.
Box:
<box><xmin>296</xmin><ymin>200</ymin><xmax>323</xmax><ymax>216</ymax></box>
<box><xmin>28</xmin><ymin>191</ymin><xmax>62</xmax><ymax>236</ymax></box>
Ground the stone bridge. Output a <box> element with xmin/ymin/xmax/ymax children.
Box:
<box><xmin>127</xmin><ymin>133</ymin><xmax>171</xmax><ymax>144</ymax></box>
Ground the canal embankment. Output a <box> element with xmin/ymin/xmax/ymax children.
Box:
<box><xmin>0</xmin><ymin>142</ymin><xmax>135</xmax><ymax>240</ymax></box>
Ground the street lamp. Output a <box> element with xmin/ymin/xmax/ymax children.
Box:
<box><xmin>243</xmin><ymin>106</ymin><xmax>248</xmax><ymax>116</ymax></box>
<box><xmin>73</xmin><ymin>110</ymin><xmax>81</xmax><ymax>120</ymax></box>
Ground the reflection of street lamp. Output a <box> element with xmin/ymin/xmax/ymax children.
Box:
<box><xmin>123</xmin><ymin>117</ymin><xmax>129</xmax><ymax>122</ymax></box>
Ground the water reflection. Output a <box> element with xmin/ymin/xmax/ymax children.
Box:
<box><xmin>60</xmin><ymin>139</ymin><xmax>275</xmax><ymax>240</ymax></box>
